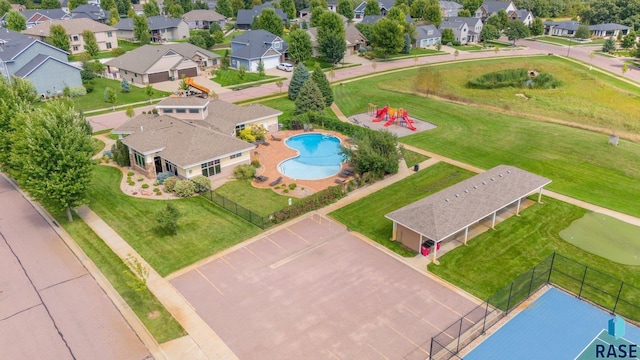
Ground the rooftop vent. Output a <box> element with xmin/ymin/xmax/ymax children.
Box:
<box><xmin>482</xmin><ymin>181</ymin><xmax>486</xmax><ymax>185</ymax></box>
<box><xmin>445</xmin><ymin>198</ymin><xmax>450</xmax><ymax>202</ymax></box>
<box><xmin>491</xmin><ymin>177</ymin><xmax>495</xmax><ymax>181</ymax></box>
<box><xmin>499</xmin><ymin>173</ymin><xmax>503</xmax><ymax>177</ymax></box>
<box><xmin>507</xmin><ymin>170</ymin><xmax>511</xmax><ymax>174</ymax></box>
<box><xmin>473</xmin><ymin>185</ymin><xmax>478</xmax><ymax>189</ymax></box>
<box><xmin>464</xmin><ymin>189</ymin><xmax>469</xmax><ymax>193</ymax></box>
<box><xmin>455</xmin><ymin>194</ymin><xmax>459</xmax><ymax>197</ymax></box>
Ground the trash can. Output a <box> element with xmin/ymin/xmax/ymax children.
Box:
<box><xmin>169</xmin><ymin>76</ymin><xmax>174</xmax><ymax>81</ymax></box>
<box><xmin>414</xmin><ymin>164</ymin><xmax>419</xmax><ymax>172</ymax></box>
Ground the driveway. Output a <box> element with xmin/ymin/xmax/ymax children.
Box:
<box><xmin>169</xmin><ymin>215</ymin><xmax>479</xmax><ymax>359</ymax></box>
<box><xmin>0</xmin><ymin>176</ymin><xmax>152</xmax><ymax>360</ymax></box>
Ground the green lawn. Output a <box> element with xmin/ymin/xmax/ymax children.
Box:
<box><xmin>73</xmin><ymin>78</ymin><xmax>170</xmax><ymax>112</ymax></box>
<box><xmin>303</xmin><ymin>57</ymin><xmax>335</xmax><ymax>70</ymax></box>
<box><xmin>212</xmin><ymin>179</ymin><xmax>297</xmax><ymax>216</ymax></box>
<box><xmin>117</xmin><ymin>40</ymin><xmax>143</xmax><ymax>52</ymax></box>
<box><xmin>55</xmin><ymin>213</ymin><xmax>186</xmax><ymax>343</ymax></box>
<box><xmin>451</xmin><ymin>44</ymin><xmax>483</xmax><ymax>51</ymax></box>
<box><xmin>222</xmin><ymin>30</ymin><xmax>243</xmax><ymax>44</ymax></box>
<box><xmin>401</xmin><ymin>147</ymin><xmax>429</xmax><ymax>168</ymax></box>
<box><xmin>212</xmin><ymin>69</ymin><xmax>278</xmax><ymax>86</ymax></box>
<box><xmin>534</xmin><ymin>36</ymin><xmax>607</xmax><ymax>47</ymax></box>
<box><xmin>382</xmin><ymin>48</ymin><xmax>444</xmax><ymax>59</ymax></box>
<box><xmin>330</xmin><ymin>162</ymin><xmax>475</xmax><ymax>257</ymax></box>
<box><xmin>87</xmin><ymin>166</ymin><xmax>262</xmax><ymax>276</ymax></box>
<box><xmin>260</xmin><ymin>96</ymin><xmax>341</xmax><ymax>122</ymax></box>
<box><xmin>332</xmin><ymin>62</ymin><xmax>640</xmax><ymax>218</ymax></box>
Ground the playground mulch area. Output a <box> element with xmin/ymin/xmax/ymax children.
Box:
<box><xmin>349</xmin><ymin>112</ymin><xmax>437</xmax><ymax>137</ymax></box>
<box><xmin>169</xmin><ymin>215</ymin><xmax>479</xmax><ymax>359</ymax></box>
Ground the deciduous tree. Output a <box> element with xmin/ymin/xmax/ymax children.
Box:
<box><xmin>503</xmin><ymin>20</ymin><xmax>530</xmax><ymax>44</ymax></box>
<box><xmin>41</xmin><ymin>0</ymin><xmax>61</xmax><ymax>9</ymax></box>
<box><xmin>108</xmin><ymin>7</ymin><xmax>120</xmax><ymax>26</ymax></box>
<box><xmin>288</xmin><ymin>28</ymin><xmax>313</xmax><ymax>63</ymax></box>
<box><xmin>424</xmin><ymin>3</ymin><xmax>441</xmax><ymax>26</ymax></box>
<box><xmin>143</xmin><ymin>0</ymin><xmax>160</xmax><ymax>16</ymax></box>
<box><xmin>621</xmin><ymin>30</ymin><xmax>637</xmax><ymax>50</ymax></box>
<box><xmin>337</xmin><ymin>0</ymin><xmax>353</xmax><ymax>20</ymax></box>
<box><xmin>575</xmin><ymin>24</ymin><xmax>590</xmax><ymax>39</ymax></box>
<box><xmin>280</xmin><ymin>0</ymin><xmax>296</xmax><ymax>20</ymax></box>
<box><xmin>364</xmin><ymin>0</ymin><xmax>379</xmax><ymax>15</ymax></box>
<box><xmin>371</xmin><ymin>17</ymin><xmax>404</xmax><ymax>57</ymax></box>
<box><xmin>480</xmin><ymin>23</ymin><xmax>500</xmax><ymax>43</ymax></box>
<box><xmin>256</xmin><ymin>8</ymin><xmax>284</xmax><ymax>36</ymax></box>
<box><xmin>69</xmin><ymin>0</ymin><xmax>88</xmax><ymax>10</ymax></box>
<box><xmin>317</xmin><ymin>11</ymin><xmax>346</xmax><ymax>64</ymax></box>
<box><xmin>414</xmin><ymin>66</ymin><xmax>441</xmax><ymax>97</ymax></box>
<box><xmin>5</xmin><ymin>9</ymin><xmax>26</xmax><ymax>32</ymax></box>
<box><xmin>340</xmin><ymin>130</ymin><xmax>401</xmax><ymax>178</ymax></box>
<box><xmin>133</xmin><ymin>14</ymin><xmax>151</xmax><ymax>44</ymax></box>
<box><xmin>0</xmin><ymin>0</ymin><xmax>10</xmax><ymax>17</ymax></box>
<box><xmin>82</xmin><ymin>29</ymin><xmax>100</xmax><ymax>57</ymax></box>
<box><xmin>529</xmin><ymin>17</ymin><xmax>544</xmax><ymax>36</ymax></box>
<box><xmin>441</xmin><ymin>28</ymin><xmax>454</xmax><ymax>44</ymax></box>
<box><xmin>216</xmin><ymin>0</ymin><xmax>233</xmax><ymax>17</ymax></box>
<box><xmin>49</xmin><ymin>24</ymin><xmax>71</xmax><ymax>53</ymax></box>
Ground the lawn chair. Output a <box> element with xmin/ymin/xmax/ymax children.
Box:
<box><xmin>269</xmin><ymin>176</ymin><xmax>282</xmax><ymax>187</ymax></box>
<box><xmin>303</xmin><ymin>124</ymin><xmax>309</xmax><ymax>132</ymax></box>
<box><xmin>271</xmin><ymin>134</ymin><xmax>282</xmax><ymax>141</ymax></box>
<box><xmin>352</xmin><ymin>118</ymin><xmax>359</xmax><ymax>125</ymax></box>
<box><xmin>334</xmin><ymin>178</ymin><xmax>347</xmax><ymax>185</ymax></box>
<box><xmin>259</xmin><ymin>139</ymin><xmax>270</xmax><ymax>146</ymax></box>
<box><xmin>338</xmin><ymin>169</ymin><xmax>354</xmax><ymax>178</ymax></box>
<box><xmin>308</xmin><ymin>124</ymin><xmax>314</xmax><ymax>131</ymax></box>
<box><xmin>254</xmin><ymin>175</ymin><xmax>268</xmax><ymax>183</ymax></box>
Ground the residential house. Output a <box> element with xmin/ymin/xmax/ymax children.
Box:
<box><xmin>71</xmin><ymin>4</ymin><xmax>110</xmax><ymax>24</ymax></box>
<box><xmin>447</xmin><ymin>16</ymin><xmax>483</xmax><ymax>43</ymax></box>
<box><xmin>183</xmin><ymin>9</ymin><xmax>226</xmax><ymax>30</ymax></box>
<box><xmin>306</xmin><ymin>24</ymin><xmax>367</xmax><ymax>57</ymax></box>
<box><xmin>543</xmin><ymin>21</ymin><xmax>580</xmax><ymax>36</ymax></box>
<box><xmin>10</xmin><ymin>4</ymin><xmax>26</xmax><ymax>12</ymax></box>
<box><xmin>23</xmin><ymin>18</ymin><xmax>118</xmax><ymax>54</ymax></box>
<box><xmin>113</xmin><ymin>16</ymin><xmax>189</xmax><ymax>42</ymax></box>
<box><xmin>509</xmin><ymin>9</ymin><xmax>533</xmax><ymax>26</ymax></box>
<box><xmin>230</xmin><ymin>30</ymin><xmax>287</xmax><ymax>71</ymax></box>
<box><xmin>1</xmin><ymin>9</ymin><xmax>70</xmax><ymax>28</ymax></box>
<box><xmin>439</xmin><ymin>20</ymin><xmax>469</xmax><ymax>44</ymax></box>
<box><xmin>112</xmin><ymin>97</ymin><xmax>282</xmax><ymax>180</ymax></box>
<box><xmin>298</xmin><ymin>0</ymin><xmax>338</xmax><ymax>17</ymax></box>
<box><xmin>474</xmin><ymin>1</ymin><xmax>516</xmax><ymax>21</ymax></box>
<box><xmin>415</xmin><ymin>25</ymin><xmax>441</xmax><ymax>48</ymax></box>
<box><xmin>360</xmin><ymin>14</ymin><xmax>414</xmax><ymax>25</ymax></box>
<box><xmin>236</xmin><ymin>3</ymin><xmax>287</xmax><ymax>30</ymax></box>
<box><xmin>0</xmin><ymin>30</ymin><xmax>82</xmax><ymax>97</ymax></box>
<box><xmin>589</xmin><ymin>23</ymin><xmax>631</xmax><ymax>38</ymax></box>
<box><xmin>105</xmin><ymin>43</ymin><xmax>220</xmax><ymax>84</ymax></box>
<box><xmin>354</xmin><ymin>0</ymin><xmax>394</xmax><ymax>21</ymax></box>
<box><xmin>440</xmin><ymin>0</ymin><xmax>463</xmax><ymax>17</ymax></box>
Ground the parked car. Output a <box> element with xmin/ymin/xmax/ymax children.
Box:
<box><xmin>277</xmin><ymin>63</ymin><xmax>293</xmax><ymax>72</ymax></box>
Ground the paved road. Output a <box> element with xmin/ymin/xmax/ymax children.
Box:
<box><xmin>0</xmin><ymin>175</ymin><xmax>152</xmax><ymax>360</ymax></box>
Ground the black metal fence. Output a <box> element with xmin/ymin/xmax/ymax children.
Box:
<box><xmin>426</xmin><ymin>253</ymin><xmax>640</xmax><ymax>360</ymax></box>
<box><xmin>201</xmin><ymin>191</ymin><xmax>273</xmax><ymax>229</ymax></box>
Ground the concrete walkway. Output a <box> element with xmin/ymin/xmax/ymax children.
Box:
<box><xmin>76</xmin><ymin>207</ymin><xmax>238</xmax><ymax>360</ymax></box>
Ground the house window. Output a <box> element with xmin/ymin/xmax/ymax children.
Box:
<box><xmin>230</xmin><ymin>153</ymin><xmax>242</xmax><ymax>159</ymax></box>
<box><xmin>165</xmin><ymin>160</ymin><xmax>178</xmax><ymax>175</ymax></box>
<box><xmin>188</xmin><ymin>108</ymin><xmax>199</xmax><ymax>114</ymax></box>
<box><xmin>72</xmin><ymin>35</ymin><xmax>79</xmax><ymax>41</ymax></box>
<box><xmin>201</xmin><ymin>159</ymin><xmax>221</xmax><ymax>177</ymax></box>
<box><xmin>107</xmin><ymin>31</ymin><xmax>112</xmax><ymax>37</ymax></box>
<box><xmin>235</xmin><ymin>124</ymin><xmax>245</xmax><ymax>136</ymax></box>
<box><xmin>163</xmin><ymin>109</ymin><xmax>174</xmax><ymax>113</ymax></box>
<box><xmin>273</xmin><ymin>41</ymin><xmax>281</xmax><ymax>49</ymax></box>
<box><xmin>106</xmin><ymin>42</ymin><xmax>112</xmax><ymax>49</ymax></box>
<box><xmin>176</xmin><ymin>108</ymin><xmax>186</xmax><ymax>113</ymax></box>
<box><xmin>133</xmin><ymin>150</ymin><xmax>145</xmax><ymax>169</ymax></box>
<box><xmin>72</xmin><ymin>46</ymin><xmax>79</xmax><ymax>51</ymax></box>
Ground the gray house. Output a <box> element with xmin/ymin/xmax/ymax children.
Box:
<box><xmin>354</xmin><ymin>0</ymin><xmax>394</xmax><ymax>20</ymax></box>
<box><xmin>447</xmin><ymin>16</ymin><xmax>483</xmax><ymax>43</ymax></box>
<box><xmin>440</xmin><ymin>20</ymin><xmax>469</xmax><ymax>44</ymax></box>
<box><xmin>230</xmin><ymin>30</ymin><xmax>287</xmax><ymax>71</ymax></box>
<box><xmin>113</xmin><ymin>16</ymin><xmax>190</xmax><ymax>42</ymax></box>
<box><xmin>0</xmin><ymin>30</ymin><xmax>81</xmax><ymax>97</ymax></box>
<box><xmin>71</xmin><ymin>4</ymin><xmax>110</xmax><ymax>24</ymax></box>
<box><xmin>440</xmin><ymin>1</ymin><xmax>463</xmax><ymax>17</ymax></box>
<box><xmin>236</xmin><ymin>3</ymin><xmax>287</xmax><ymax>30</ymax></box>
<box><xmin>589</xmin><ymin>23</ymin><xmax>631</xmax><ymax>38</ymax></box>
<box><xmin>474</xmin><ymin>1</ymin><xmax>516</xmax><ymax>20</ymax></box>
<box><xmin>415</xmin><ymin>25</ymin><xmax>441</xmax><ymax>48</ymax></box>
<box><xmin>1</xmin><ymin>8</ymin><xmax>70</xmax><ymax>28</ymax></box>
<box><xmin>183</xmin><ymin>9</ymin><xmax>226</xmax><ymax>30</ymax></box>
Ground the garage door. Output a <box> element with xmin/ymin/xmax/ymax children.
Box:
<box><xmin>263</xmin><ymin>57</ymin><xmax>280</xmax><ymax>70</ymax></box>
<box><xmin>177</xmin><ymin>67</ymin><xmax>198</xmax><ymax>78</ymax></box>
<box><xmin>148</xmin><ymin>71</ymin><xmax>170</xmax><ymax>83</ymax></box>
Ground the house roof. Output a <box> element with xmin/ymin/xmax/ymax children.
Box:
<box><xmin>543</xmin><ymin>21</ymin><xmax>580</xmax><ymax>31</ymax></box>
<box><xmin>447</xmin><ymin>16</ymin><xmax>482</xmax><ymax>27</ymax></box>
<box><xmin>23</xmin><ymin>18</ymin><xmax>115</xmax><ymax>37</ymax></box>
<box><xmin>71</xmin><ymin>4</ymin><xmax>110</xmax><ymax>22</ymax></box>
<box><xmin>0</xmin><ymin>29</ymin><xmax>67</xmax><ymax>61</ymax></box>
<box><xmin>589</xmin><ymin>23</ymin><xmax>630</xmax><ymax>31</ymax></box>
<box><xmin>416</xmin><ymin>25</ymin><xmax>441</xmax><ymax>40</ymax></box>
<box><xmin>385</xmin><ymin>165</ymin><xmax>551</xmax><ymax>242</ymax></box>
<box><xmin>346</xmin><ymin>24</ymin><xmax>367</xmax><ymax>43</ymax></box>
<box><xmin>510</xmin><ymin>9</ymin><xmax>531</xmax><ymax>20</ymax></box>
<box><xmin>113</xmin><ymin>15</ymin><xmax>184</xmax><ymax>31</ymax></box>
<box><xmin>157</xmin><ymin>97</ymin><xmax>210</xmax><ymax>107</ymax></box>
<box><xmin>354</xmin><ymin>1</ymin><xmax>366</xmax><ymax>12</ymax></box>
<box><xmin>379</xmin><ymin>0</ymin><xmax>394</xmax><ymax>10</ymax></box>
<box><xmin>236</xmin><ymin>3</ymin><xmax>287</xmax><ymax>26</ymax></box>
<box><xmin>479</xmin><ymin>1</ymin><xmax>514</xmax><ymax>14</ymax></box>
<box><xmin>105</xmin><ymin>43</ymin><xmax>219</xmax><ymax>73</ymax></box>
<box><xmin>439</xmin><ymin>20</ymin><xmax>467</xmax><ymax>31</ymax></box>
<box><xmin>116</xmin><ymin>115</ymin><xmax>255</xmax><ymax>167</ymax></box>
<box><xmin>230</xmin><ymin>30</ymin><xmax>287</xmax><ymax>60</ymax></box>
<box><xmin>183</xmin><ymin>9</ymin><xmax>226</xmax><ymax>22</ymax></box>
<box><xmin>199</xmin><ymin>100</ymin><xmax>283</xmax><ymax>135</ymax></box>
<box><xmin>439</xmin><ymin>0</ymin><xmax>463</xmax><ymax>10</ymax></box>
<box><xmin>13</xmin><ymin>53</ymin><xmax>81</xmax><ymax>77</ymax></box>
<box><xmin>20</xmin><ymin>9</ymin><xmax>69</xmax><ymax>22</ymax></box>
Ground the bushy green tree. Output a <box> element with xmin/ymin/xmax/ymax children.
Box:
<box><xmin>529</xmin><ymin>18</ymin><xmax>544</xmax><ymax>36</ymax></box>
<box><xmin>104</xmin><ymin>87</ymin><xmax>117</xmax><ymax>103</ymax></box>
<box><xmin>13</xmin><ymin>100</ymin><xmax>94</xmax><ymax>221</ymax></box>
<box><xmin>41</xmin><ymin>0</ymin><xmax>61</xmax><ymax>9</ymax></box>
<box><xmin>462</xmin><ymin>0</ymin><xmax>481</xmax><ymax>13</ymax></box>
<box><xmin>108</xmin><ymin>7</ymin><xmax>120</xmax><ymax>26</ymax></box>
<box><xmin>503</xmin><ymin>20</ymin><xmax>530</xmax><ymax>44</ymax></box>
<box><xmin>121</xmin><ymin>78</ymin><xmax>131</xmax><ymax>93</ymax></box>
<box><xmin>424</xmin><ymin>3</ymin><xmax>441</xmax><ymax>26</ymax></box>
<box><xmin>101</xmin><ymin>0</ymin><xmax>116</xmax><ymax>10</ymax></box>
<box><xmin>337</xmin><ymin>0</ymin><xmax>353</xmax><ymax>20</ymax></box>
<box><xmin>49</xmin><ymin>24</ymin><xmax>71</xmax><ymax>53</ymax></box>
<box><xmin>156</xmin><ymin>202</ymin><xmax>181</xmax><ymax>235</ymax></box>
<box><xmin>117</xmin><ymin>0</ymin><xmax>131</xmax><ymax>17</ymax></box>
<box><xmin>189</xmin><ymin>30</ymin><xmax>215</xmax><ymax>49</ymax></box>
<box><xmin>280</xmin><ymin>0</ymin><xmax>296</xmax><ymax>20</ymax></box>
<box><xmin>410</xmin><ymin>0</ymin><xmax>428</xmax><ymax>19</ymax></box>
<box><xmin>288</xmin><ymin>63</ymin><xmax>310</xmax><ymax>100</ymax></box>
<box><xmin>317</xmin><ymin>11</ymin><xmax>346</xmax><ymax>64</ymax></box>
<box><xmin>480</xmin><ymin>24</ymin><xmax>500</xmax><ymax>42</ymax></box>
<box><xmin>371</xmin><ymin>17</ymin><xmax>404</xmax><ymax>57</ymax></box>
<box><xmin>340</xmin><ymin>130</ymin><xmax>402</xmax><ymax>178</ymax></box>
<box><xmin>69</xmin><ymin>0</ymin><xmax>88</xmax><ymax>10</ymax></box>
<box><xmin>294</xmin><ymin>79</ymin><xmax>325</xmax><ymax>114</ymax></box>
<box><xmin>257</xmin><ymin>59</ymin><xmax>265</xmax><ymax>77</ymax></box>
<box><xmin>312</xmin><ymin>66</ymin><xmax>333</xmax><ymax>106</ymax></box>
<box><xmin>82</xmin><ymin>30</ymin><xmax>100</xmax><ymax>57</ymax></box>
<box><xmin>621</xmin><ymin>30</ymin><xmax>637</xmax><ymax>50</ymax></box>
<box><xmin>168</xmin><ymin>4</ymin><xmax>185</xmax><ymax>17</ymax></box>
<box><xmin>256</xmin><ymin>8</ymin><xmax>284</xmax><ymax>36</ymax></box>
<box><xmin>457</xmin><ymin>9</ymin><xmax>471</xmax><ymax>17</ymax></box>
<box><xmin>133</xmin><ymin>14</ymin><xmax>151</xmax><ymax>44</ymax></box>
<box><xmin>5</xmin><ymin>9</ymin><xmax>26</xmax><ymax>31</ymax></box>
<box><xmin>575</xmin><ymin>24</ymin><xmax>590</xmax><ymax>39</ymax></box>
<box><xmin>143</xmin><ymin>0</ymin><xmax>160</xmax><ymax>16</ymax></box>
<box><xmin>0</xmin><ymin>0</ymin><xmax>11</xmax><ymax>16</ymax></box>
<box><xmin>364</xmin><ymin>0</ymin><xmax>379</xmax><ymax>15</ymax></box>
<box><xmin>309</xmin><ymin>0</ymin><xmax>327</xmax><ymax>27</ymax></box>
<box><xmin>216</xmin><ymin>0</ymin><xmax>233</xmax><ymax>17</ymax></box>
<box><xmin>441</xmin><ymin>28</ymin><xmax>455</xmax><ymax>44</ymax></box>
<box><xmin>231</xmin><ymin>0</ymin><xmax>245</xmax><ymax>17</ymax></box>
<box><xmin>355</xmin><ymin>22</ymin><xmax>374</xmax><ymax>42</ymax></box>
<box><xmin>111</xmin><ymin>139</ymin><xmax>130</xmax><ymax>166</ymax></box>
<box><xmin>288</xmin><ymin>29</ymin><xmax>313</xmax><ymax>63</ymax></box>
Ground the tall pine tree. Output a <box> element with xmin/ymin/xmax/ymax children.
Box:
<box><xmin>288</xmin><ymin>64</ymin><xmax>310</xmax><ymax>100</ymax></box>
<box><xmin>294</xmin><ymin>79</ymin><xmax>325</xmax><ymax>114</ymax></box>
<box><xmin>311</xmin><ymin>66</ymin><xmax>333</xmax><ymax>106</ymax></box>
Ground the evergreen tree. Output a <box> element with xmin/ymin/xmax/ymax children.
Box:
<box><xmin>82</xmin><ymin>30</ymin><xmax>100</xmax><ymax>57</ymax></box>
<box><xmin>111</xmin><ymin>139</ymin><xmax>130</xmax><ymax>166</ymax></box>
<box><xmin>156</xmin><ymin>202</ymin><xmax>181</xmax><ymax>235</ymax></box>
<box><xmin>121</xmin><ymin>78</ymin><xmax>131</xmax><ymax>93</ymax></box>
<box><xmin>602</xmin><ymin>38</ymin><xmax>616</xmax><ymax>53</ymax></box>
<box><xmin>49</xmin><ymin>24</ymin><xmax>71</xmax><ymax>53</ymax></box>
<box><xmin>364</xmin><ymin>0</ymin><xmax>379</xmax><ymax>15</ymax></box>
<box><xmin>317</xmin><ymin>11</ymin><xmax>346</xmax><ymax>64</ymax></box>
<box><xmin>5</xmin><ymin>10</ymin><xmax>26</xmax><ymax>32</ymax></box>
<box><xmin>288</xmin><ymin>29</ymin><xmax>313</xmax><ymax>63</ymax></box>
<box><xmin>280</xmin><ymin>0</ymin><xmax>296</xmax><ymax>20</ymax></box>
<box><xmin>216</xmin><ymin>0</ymin><xmax>234</xmax><ymax>17</ymax></box>
<box><xmin>294</xmin><ymin>79</ymin><xmax>325</xmax><ymax>114</ymax></box>
<box><xmin>402</xmin><ymin>33</ymin><xmax>411</xmax><ymax>54</ymax></box>
<box><xmin>288</xmin><ymin>63</ymin><xmax>310</xmax><ymax>100</ymax></box>
<box><xmin>337</xmin><ymin>0</ymin><xmax>353</xmax><ymax>20</ymax></box>
<box><xmin>13</xmin><ymin>100</ymin><xmax>94</xmax><ymax>221</ymax></box>
<box><xmin>133</xmin><ymin>14</ymin><xmax>151</xmax><ymax>44</ymax></box>
<box><xmin>311</xmin><ymin>66</ymin><xmax>333</xmax><ymax>106</ymax></box>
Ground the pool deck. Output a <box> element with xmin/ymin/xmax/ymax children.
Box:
<box><xmin>252</xmin><ymin>130</ymin><xmax>352</xmax><ymax>197</ymax></box>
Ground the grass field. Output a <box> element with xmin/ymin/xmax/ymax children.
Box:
<box><xmin>534</xmin><ymin>36</ymin><xmax>606</xmax><ymax>47</ymax></box>
<box><xmin>73</xmin><ymin>78</ymin><xmax>170</xmax><ymax>112</ymax></box>
<box><xmin>260</xmin><ymin>96</ymin><xmax>341</xmax><ymax>122</ymax></box>
<box><xmin>212</xmin><ymin>179</ymin><xmax>297</xmax><ymax>216</ymax></box>
<box><xmin>401</xmin><ymin>147</ymin><xmax>429</xmax><ymax>168</ymax></box>
<box><xmin>55</xmin><ymin>213</ymin><xmax>186</xmax><ymax>343</ymax></box>
<box><xmin>560</xmin><ymin>212</ymin><xmax>640</xmax><ymax>265</ymax></box>
<box><xmin>330</xmin><ymin>162</ymin><xmax>475</xmax><ymax>257</ymax></box>
<box><xmin>87</xmin><ymin>166</ymin><xmax>262</xmax><ymax>276</ymax></box>
<box><xmin>212</xmin><ymin>69</ymin><xmax>278</xmax><ymax>86</ymax></box>
<box><xmin>332</xmin><ymin>61</ymin><xmax>640</xmax><ymax>218</ymax></box>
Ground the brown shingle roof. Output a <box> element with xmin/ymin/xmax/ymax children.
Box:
<box><xmin>385</xmin><ymin>165</ymin><xmax>551</xmax><ymax>241</ymax></box>
<box><xmin>183</xmin><ymin>9</ymin><xmax>226</xmax><ymax>22</ymax></box>
<box><xmin>157</xmin><ymin>97</ymin><xmax>209</xmax><ymax>107</ymax></box>
<box><xmin>22</xmin><ymin>18</ymin><xmax>115</xmax><ymax>37</ymax></box>
<box><xmin>201</xmin><ymin>100</ymin><xmax>283</xmax><ymax>135</ymax></box>
<box><xmin>105</xmin><ymin>43</ymin><xmax>219</xmax><ymax>74</ymax></box>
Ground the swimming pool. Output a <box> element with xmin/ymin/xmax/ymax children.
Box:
<box><xmin>279</xmin><ymin>133</ymin><xmax>343</xmax><ymax>180</ymax></box>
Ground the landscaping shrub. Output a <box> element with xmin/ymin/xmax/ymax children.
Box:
<box><xmin>163</xmin><ymin>176</ymin><xmax>179</xmax><ymax>192</ymax></box>
<box><xmin>234</xmin><ymin>164</ymin><xmax>256</xmax><ymax>180</ymax></box>
<box><xmin>127</xmin><ymin>171</ymin><xmax>134</xmax><ymax>177</ymax></box>
<box><xmin>67</xmin><ymin>86</ymin><xmax>87</xmax><ymax>97</ymax></box>
<box><xmin>137</xmin><ymin>177</ymin><xmax>144</xmax><ymax>182</ymax></box>
<box><xmin>251</xmin><ymin>160</ymin><xmax>261</xmax><ymax>168</ymax></box>
<box><xmin>289</xmin><ymin>183</ymin><xmax>297</xmax><ymax>190</ymax></box>
<box><xmin>156</xmin><ymin>172</ymin><xmax>173</xmax><ymax>184</ymax></box>
<box><xmin>467</xmin><ymin>69</ymin><xmax>561</xmax><ymax>89</ymax></box>
<box><xmin>191</xmin><ymin>175</ymin><xmax>211</xmax><ymax>193</ymax></box>
<box><xmin>174</xmin><ymin>179</ymin><xmax>196</xmax><ymax>198</ymax></box>
<box><xmin>111</xmin><ymin>140</ymin><xmax>130</xmax><ymax>166</ymax></box>
<box><xmin>272</xmin><ymin>186</ymin><xmax>345</xmax><ymax>223</ymax></box>
<box><xmin>102</xmin><ymin>150</ymin><xmax>112</xmax><ymax>159</ymax></box>
<box><xmin>142</xmin><ymin>184</ymin><xmax>149</xmax><ymax>189</ymax></box>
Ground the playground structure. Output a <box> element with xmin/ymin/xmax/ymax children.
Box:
<box><xmin>368</xmin><ymin>103</ymin><xmax>417</xmax><ymax>131</ymax></box>
<box><xmin>172</xmin><ymin>77</ymin><xmax>210</xmax><ymax>98</ymax></box>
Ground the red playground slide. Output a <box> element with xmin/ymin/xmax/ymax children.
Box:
<box><xmin>402</xmin><ymin>111</ymin><xmax>417</xmax><ymax>131</ymax></box>
<box><xmin>383</xmin><ymin>114</ymin><xmax>396</xmax><ymax>127</ymax></box>
<box><xmin>372</xmin><ymin>106</ymin><xmax>388</xmax><ymax>122</ymax></box>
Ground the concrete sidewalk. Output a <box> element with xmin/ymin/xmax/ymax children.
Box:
<box><xmin>77</xmin><ymin>206</ymin><xmax>238</xmax><ymax>360</ymax></box>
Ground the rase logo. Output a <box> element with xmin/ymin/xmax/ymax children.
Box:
<box><xmin>595</xmin><ymin>344</ymin><xmax>637</xmax><ymax>358</ymax></box>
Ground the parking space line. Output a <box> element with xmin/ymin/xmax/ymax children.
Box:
<box><xmin>385</xmin><ymin>322</ymin><xmax>430</xmax><ymax>356</ymax></box>
<box><xmin>265</xmin><ymin>236</ymin><xmax>285</xmax><ymax>250</ymax></box>
<box><xmin>326</xmin><ymin>348</ymin><xmax>341</xmax><ymax>359</ymax></box>
<box><xmin>400</xmin><ymin>305</ymin><xmax>445</xmax><ymax>333</ymax></box>
<box><xmin>196</xmin><ymin>269</ymin><xmax>224</xmax><ymax>296</ymax></box>
<box><xmin>244</xmin><ymin>245</ymin><xmax>263</xmax><ymax>263</ymax></box>
<box><xmin>222</xmin><ymin>257</ymin><xmax>237</xmax><ymax>272</ymax></box>
<box><xmin>285</xmin><ymin>227</ymin><xmax>311</xmax><ymax>244</ymax></box>
<box><xmin>419</xmin><ymin>292</ymin><xmax>466</xmax><ymax>317</ymax></box>
<box><xmin>367</xmin><ymin>343</ymin><xmax>391</xmax><ymax>359</ymax></box>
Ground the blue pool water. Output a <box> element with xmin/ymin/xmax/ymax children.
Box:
<box><xmin>279</xmin><ymin>134</ymin><xmax>343</xmax><ymax>180</ymax></box>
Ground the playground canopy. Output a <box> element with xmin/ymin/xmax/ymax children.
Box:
<box><xmin>385</xmin><ymin>165</ymin><xmax>551</xmax><ymax>258</ymax></box>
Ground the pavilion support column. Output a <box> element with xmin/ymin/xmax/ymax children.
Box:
<box><xmin>419</xmin><ymin>234</ymin><xmax>424</xmax><ymax>256</ymax></box>
<box><xmin>491</xmin><ymin>212</ymin><xmax>497</xmax><ymax>230</ymax></box>
<box><xmin>538</xmin><ymin>188</ymin><xmax>544</xmax><ymax>203</ymax></box>
<box><xmin>516</xmin><ymin>198</ymin><xmax>521</xmax><ymax>216</ymax></box>
<box><xmin>464</xmin><ymin>227</ymin><xmax>469</xmax><ymax>245</ymax></box>
<box><xmin>432</xmin><ymin>242</ymin><xmax>439</xmax><ymax>265</ymax></box>
<box><xmin>391</xmin><ymin>222</ymin><xmax>397</xmax><ymax>241</ymax></box>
